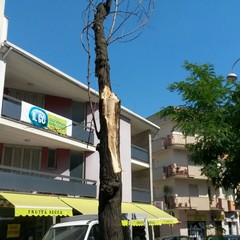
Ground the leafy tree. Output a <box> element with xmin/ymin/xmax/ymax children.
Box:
<box><xmin>159</xmin><ymin>61</ymin><xmax>240</xmax><ymax>198</ymax></box>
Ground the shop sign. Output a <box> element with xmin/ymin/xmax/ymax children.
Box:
<box><xmin>215</xmin><ymin>212</ymin><xmax>225</xmax><ymax>221</ymax></box>
<box><xmin>20</xmin><ymin>101</ymin><xmax>72</xmax><ymax>136</ymax></box>
<box><xmin>15</xmin><ymin>208</ymin><xmax>72</xmax><ymax>217</ymax></box>
<box><xmin>187</xmin><ymin>214</ymin><xmax>206</xmax><ymax>221</ymax></box>
<box><xmin>7</xmin><ymin>224</ymin><xmax>20</xmax><ymax>238</ymax></box>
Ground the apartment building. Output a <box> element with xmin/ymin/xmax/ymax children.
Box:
<box><xmin>0</xmin><ymin>3</ymin><xmax>173</xmax><ymax>239</ymax></box>
<box><xmin>148</xmin><ymin>114</ymin><xmax>240</xmax><ymax>239</ymax></box>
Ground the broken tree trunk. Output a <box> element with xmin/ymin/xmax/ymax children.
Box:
<box><xmin>93</xmin><ymin>2</ymin><xmax>123</xmax><ymax>240</ymax></box>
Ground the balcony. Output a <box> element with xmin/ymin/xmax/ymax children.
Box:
<box><xmin>167</xmin><ymin>196</ymin><xmax>190</xmax><ymax>209</ymax></box>
<box><xmin>210</xmin><ymin>197</ymin><xmax>237</xmax><ymax>212</ymax></box>
<box><xmin>218</xmin><ymin>198</ymin><xmax>228</xmax><ymax>211</ymax></box>
<box><xmin>190</xmin><ymin>196</ymin><xmax>210</xmax><ymax>210</ymax></box>
<box><xmin>167</xmin><ymin>196</ymin><xmax>210</xmax><ymax>210</ymax></box>
<box><xmin>217</xmin><ymin>198</ymin><xmax>236</xmax><ymax>211</ymax></box>
<box><xmin>188</xmin><ymin>165</ymin><xmax>207</xmax><ymax>179</ymax></box>
<box><xmin>228</xmin><ymin>200</ymin><xmax>236</xmax><ymax>211</ymax></box>
<box><xmin>132</xmin><ymin>187</ymin><xmax>151</xmax><ymax>203</ymax></box>
<box><xmin>0</xmin><ymin>165</ymin><xmax>97</xmax><ymax>198</ymax></box>
<box><xmin>165</xmin><ymin>164</ymin><xmax>188</xmax><ymax>178</ymax></box>
<box><xmin>159</xmin><ymin>134</ymin><xmax>196</xmax><ymax>150</ymax></box>
<box><xmin>2</xmin><ymin>95</ymin><xmax>94</xmax><ymax>146</ymax></box>
<box><xmin>131</xmin><ymin>144</ymin><xmax>149</xmax><ymax>163</ymax></box>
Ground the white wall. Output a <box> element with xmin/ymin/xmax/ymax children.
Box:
<box><xmin>0</xmin><ymin>0</ymin><xmax>7</xmax><ymax>42</ymax></box>
<box><xmin>85</xmin><ymin>151</ymin><xmax>100</xmax><ymax>197</ymax></box>
<box><xmin>0</xmin><ymin>0</ymin><xmax>7</xmax><ymax>115</ymax></box>
<box><xmin>120</xmin><ymin>116</ymin><xmax>132</xmax><ymax>202</ymax></box>
<box><xmin>85</xmin><ymin>115</ymin><xmax>132</xmax><ymax>202</ymax></box>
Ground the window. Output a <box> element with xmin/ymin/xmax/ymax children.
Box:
<box><xmin>8</xmin><ymin>89</ymin><xmax>44</xmax><ymax>108</ymax></box>
<box><xmin>70</xmin><ymin>152</ymin><xmax>84</xmax><ymax>179</ymax></box>
<box><xmin>48</xmin><ymin>149</ymin><xmax>56</xmax><ymax>168</ymax></box>
<box><xmin>1</xmin><ymin>145</ymin><xmax>41</xmax><ymax>170</ymax></box>
<box><xmin>187</xmin><ymin>155</ymin><xmax>195</xmax><ymax>165</ymax></box>
<box><xmin>2</xmin><ymin>146</ymin><xmax>12</xmax><ymax>166</ymax></box>
<box><xmin>189</xmin><ymin>184</ymin><xmax>198</xmax><ymax>197</ymax></box>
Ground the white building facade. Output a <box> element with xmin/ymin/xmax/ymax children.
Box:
<box><xmin>0</xmin><ymin>2</ymin><xmax>162</xmax><ymax>239</ymax></box>
<box><xmin>148</xmin><ymin>114</ymin><xmax>240</xmax><ymax>239</ymax></box>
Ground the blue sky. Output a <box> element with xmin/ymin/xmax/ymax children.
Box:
<box><xmin>4</xmin><ymin>1</ymin><xmax>240</xmax><ymax>117</ymax></box>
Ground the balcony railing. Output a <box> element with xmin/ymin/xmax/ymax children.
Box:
<box><xmin>188</xmin><ymin>165</ymin><xmax>207</xmax><ymax>179</ymax></box>
<box><xmin>131</xmin><ymin>144</ymin><xmax>149</xmax><ymax>163</ymax></box>
<box><xmin>164</xmin><ymin>164</ymin><xmax>188</xmax><ymax>178</ymax></box>
<box><xmin>160</xmin><ymin>134</ymin><xmax>196</xmax><ymax>150</ymax></box>
<box><xmin>2</xmin><ymin>95</ymin><xmax>94</xmax><ymax>145</ymax></box>
<box><xmin>0</xmin><ymin>165</ymin><xmax>97</xmax><ymax>198</ymax></box>
<box><xmin>215</xmin><ymin>198</ymin><xmax>236</xmax><ymax>211</ymax></box>
<box><xmin>132</xmin><ymin>187</ymin><xmax>151</xmax><ymax>203</ymax></box>
<box><xmin>167</xmin><ymin>196</ymin><xmax>210</xmax><ymax>210</ymax></box>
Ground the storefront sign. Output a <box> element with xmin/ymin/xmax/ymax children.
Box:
<box><xmin>21</xmin><ymin>102</ymin><xmax>72</xmax><ymax>136</ymax></box>
<box><xmin>187</xmin><ymin>214</ymin><xmax>206</xmax><ymax>221</ymax></box>
<box><xmin>7</xmin><ymin>224</ymin><xmax>20</xmax><ymax>238</ymax></box>
<box><xmin>15</xmin><ymin>208</ymin><xmax>72</xmax><ymax>217</ymax></box>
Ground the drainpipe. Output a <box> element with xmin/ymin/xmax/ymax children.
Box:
<box><xmin>149</xmin><ymin>131</ymin><xmax>153</xmax><ymax>203</ymax></box>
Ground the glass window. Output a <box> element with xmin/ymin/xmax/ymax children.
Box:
<box><xmin>23</xmin><ymin>148</ymin><xmax>31</xmax><ymax>169</ymax></box>
<box><xmin>32</xmin><ymin>149</ymin><xmax>41</xmax><ymax>170</ymax></box>
<box><xmin>48</xmin><ymin>149</ymin><xmax>56</xmax><ymax>168</ymax></box>
<box><xmin>12</xmin><ymin>147</ymin><xmax>21</xmax><ymax>168</ymax></box>
<box><xmin>2</xmin><ymin>145</ymin><xmax>41</xmax><ymax>171</ymax></box>
<box><xmin>42</xmin><ymin>226</ymin><xmax>88</xmax><ymax>240</ymax></box>
<box><xmin>2</xmin><ymin>146</ymin><xmax>12</xmax><ymax>166</ymax></box>
<box><xmin>189</xmin><ymin>184</ymin><xmax>198</xmax><ymax>196</ymax></box>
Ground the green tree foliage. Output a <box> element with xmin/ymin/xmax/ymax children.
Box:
<box><xmin>159</xmin><ymin>61</ymin><xmax>240</xmax><ymax>196</ymax></box>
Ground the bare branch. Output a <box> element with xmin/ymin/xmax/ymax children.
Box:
<box><xmin>106</xmin><ymin>0</ymin><xmax>155</xmax><ymax>44</ymax></box>
<box><xmin>80</xmin><ymin>0</ymin><xmax>100</xmax><ymax>137</ymax></box>
<box><xmin>108</xmin><ymin>14</ymin><xmax>149</xmax><ymax>44</ymax></box>
<box><xmin>80</xmin><ymin>0</ymin><xmax>155</xmax><ymax>137</ymax></box>
<box><xmin>107</xmin><ymin>0</ymin><xmax>118</xmax><ymax>43</ymax></box>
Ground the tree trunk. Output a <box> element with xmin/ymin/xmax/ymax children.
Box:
<box><xmin>93</xmin><ymin>2</ymin><xmax>123</xmax><ymax>240</ymax></box>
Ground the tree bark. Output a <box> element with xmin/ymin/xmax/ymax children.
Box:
<box><xmin>93</xmin><ymin>2</ymin><xmax>123</xmax><ymax>240</ymax></box>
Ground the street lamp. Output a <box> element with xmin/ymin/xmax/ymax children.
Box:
<box><xmin>227</xmin><ymin>57</ymin><xmax>240</xmax><ymax>82</ymax></box>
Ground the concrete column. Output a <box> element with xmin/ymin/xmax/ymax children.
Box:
<box><xmin>0</xmin><ymin>0</ymin><xmax>7</xmax><ymax>42</ymax></box>
<box><xmin>0</xmin><ymin>0</ymin><xmax>8</xmax><ymax>116</ymax></box>
<box><xmin>148</xmin><ymin>131</ymin><xmax>153</xmax><ymax>203</ymax></box>
<box><xmin>0</xmin><ymin>60</ymin><xmax>6</xmax><ymax>116</ymax></box>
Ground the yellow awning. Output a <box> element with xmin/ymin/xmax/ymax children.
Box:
<box><xmin>133</xmin><ymin>203</ymin><xmax>179</xmax><ymax>225</ymax></box>
<box><xmin>59</xmin><ymin>197</ymin><xmax>179</xmax><ymax>226</ymax></box>
<box><xmin>122</xmin><ymin>202</ymin><xmax>157</xmax><ymax>219</ymax></box>
<box><xmin>0</xmin><ymin>192</ymin><xmax>72</xmax><ymax>217</ymax></box>
<box><xmin>60</xmin><ymin>197</ymin><xmax>98</xmax><ymax>214</ymax></box>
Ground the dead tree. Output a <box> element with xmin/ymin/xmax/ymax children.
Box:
<box><xmin>81</xmin><ymin>1</ymin><xmax>155</xmax><ymax>239</ymax></box>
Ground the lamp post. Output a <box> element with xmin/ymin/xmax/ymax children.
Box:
<box><xmin>227</xmin><ymin>57</ymin><xmax>240</xmax><ymax>82</ymax></box>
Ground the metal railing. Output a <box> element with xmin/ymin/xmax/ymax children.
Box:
<box><xmin>131</xmin><ymin>144</ymin><xmax>149</xmax><ymax>163</ymax></box>
<box><xmin>132</xmin><ymin>187</ymin><xmax>151</xmax><ymax>203</ymax></box>
<box><xmin>0</xmin><ymin>165</ymin><xmax>97</xmax><ymax>197</ymax></box>
<box><xmin>2</xmin><ymin>94</ymin><xmax>94</xmax><ymax>145</ymax></box>
<box><xmin>0</xmin><ymin>165</ymin><xmax>96</xmax><ymax>185</ymax></box>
